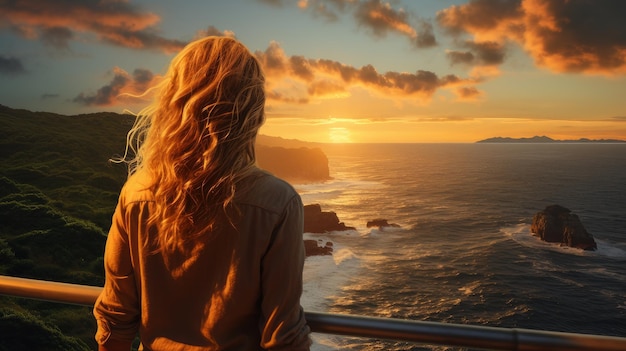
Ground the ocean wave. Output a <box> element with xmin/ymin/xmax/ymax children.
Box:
<box><xmin>297</xmin><ymin>177</ymin><xmax>386</xmax><ymax>196</ymax></box>
<box><xmin>361</xmin><ymin>225</ymin><xmax>405</xmax><ymax>238</ymax></box>
<box><xmin>302</xmin><ymin>233</ymin><xmax>362</xmax><ymax>312</ymax></box>
<box><xmin>594</xmin><ymin>239</ymin><xmax>626</xmax><ymax>259</ymax></box>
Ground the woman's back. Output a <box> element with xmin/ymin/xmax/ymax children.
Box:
<box><xmin>95</xmin><ymin>168</ymin><xmax>310</xmax><ymax>350</ymax></box>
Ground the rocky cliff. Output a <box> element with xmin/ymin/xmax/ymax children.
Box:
<box><xmin>256</xmin><ymin>145</ymin><xmax>330</xmax><ymax>183</ymax></box>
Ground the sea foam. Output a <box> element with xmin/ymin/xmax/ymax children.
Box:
<box><xmin>502</xmin><ymin>223</ymin><xmax>626</xmax><ymax>259</ymax></box>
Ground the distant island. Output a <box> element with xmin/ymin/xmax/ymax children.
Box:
<box><xmin>477</xmin><ymin>136</ymin><xmax>626</xmax><ymax>143</ymax></box>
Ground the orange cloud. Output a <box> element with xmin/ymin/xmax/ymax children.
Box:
<box><xmin>437</xmin><ymin>0</ymin><xmax>523</xmax><ymax>40</ymax></box>
<box><xmin>263</xmin><ymin>0</ymin><xmax>436</xmax><ymax>48</ymax></box>
<box><xmin>0</xmin><ymin>0</ymin><xmax>185</xmax><ymax>53</ymax></box>
<box><xmin>255</xmin><ymin>41</ymin><xmax>473</xmax><ymax>104</ymax></box>
<box><xmin>73</xmin><ymin>67</ymin><xmax>162</xmax><ymax>106</ymax></box>
<box><xmin>437</xmin><ymin>0</ymin><xmax>626</xmax><ymax>75</ymax></box>
<box><xmin>453</xmin><ymin>86</ymin><xmax>483</xmax><ymax>101</ymax></box>
<box><xmin>354</xmin><ymin>0</ymin><xmax>435</xmax><ymax>47</ymax></box>
<box><xmin>71</xmin><ymin>38</ymin><xmax>446</xmax><ymax>108</ymax></box>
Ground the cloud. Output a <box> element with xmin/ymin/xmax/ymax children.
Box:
<box><xmin>73</xmin><ymin>67</ymin><xmax>162</xmax><ymax>106</ymax></box>
<box><xmin>453</xmin><ymin>86</ymin><xmax>483</xmax><ymax>101</ymax></box>
<box><xmin>71</xmin><ymin>38</ymin><xmax>468</xmax><ymax>108</ymax></box>
<box><xmin>437</xmin><ymin>0</ymin><xmax>523</xmax><ymax>37</ymax></box>
<box><xmin>437</xmin><ymin>0</ymin><xmax>626</xmax><ymax>75</ymax></box>
<box><xmin>0</xmin><ymin>0</ymin><xmax>185</xmax><ymax>53</ymax></box>
<box><xmin>300</xmin><ymin>0</ymin><xmax>342</xmax><ymax>21</ymax></box>
<box><xmin>255</xmin><ymin>41</ymin><xmax>471</xmax><ymax>104</ymax></box>
<box><xmin>446</xmin><ymin>50</ymin><xmax>474</xmax><ymax>65</ymax></box>
<box><xmin>446</xmin><ymin>40</ymin><xmax>506</xmax><ymax>77</ymax></box>
<box><xmin>261</xmin><ymin>0</ymin><xmax>437</xmax><ymax>48</ymax></box>
<box><xmin>353</xmin><ymin>0</ymin><xmax>436</xmax><ymax>47</ymax></box>
<box><xmin>466</xmin><ymin>41</ymin><xmax>506</xmax><ymax>65</ymax></box>
<box><xmin>195</xmin><ymin>25</ymin><xmax>237</xmax><ymax>40</ymax></box>
<box><xmin>0</xmin><ymin>55</ymin><xmax>27</xmax><ymax>76</ymax></box>
<box><xmin>415</xmin><ymin>116</ymin><xmax>474</xmax><ymax>122</ymax></box>
<box><xmin>40</xmin><ymin>26</ymin><xmax>74</xmax><ymax>50</ymax></box>
<box><xmin>446</xmin><ymin>41</ymin><xmax>506</xmax><ymax>66</ymax></box>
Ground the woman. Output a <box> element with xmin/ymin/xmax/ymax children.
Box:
<box><xmin>93</xmin><ymin>36</ymin><xmax>311</xmax><ymax>350</ymax></box>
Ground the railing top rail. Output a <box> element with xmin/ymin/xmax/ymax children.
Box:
<box><xmin>1</xmin><ymin>275</ymin><xmax>625</xmax><ymax>351</ymax></box>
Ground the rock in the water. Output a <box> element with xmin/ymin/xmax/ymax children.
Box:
<box><xmin>304</xmin><ymin>239</ymin><xmax>333</xmax><ymax>257</ymax></box>
<box><xmin>304</xmin><ymin>204</ymin><xmax>355</xmax><ymax>233</ymax></box>
<box><xmin>366</xmin><ymin>218</ymin><xmax>400</xmax><ymax>229</ymax></box>
<box><xmin>530</xmin><ymin>204</ymin><xmax>597</xmax><ymax>251</ymax></box>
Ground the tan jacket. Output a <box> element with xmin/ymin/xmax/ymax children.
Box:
<box><xmin>93</xmin><ymin>168</ymin><xmax>311</xmax><ymax>350</ymax></box>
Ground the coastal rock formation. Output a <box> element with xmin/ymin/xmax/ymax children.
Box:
<box><xmin>531</xmin><ymin>205</ymin><xmax>597</xmax><ymax>251</ymax></box>
<box><xmin>366</xmin><ymin>218</ymin><xmax>400</xmax><ymax>229</ymax></box>
<box><xmin>304</xmin><ymin>239</ymin><xmax>333</xmax><ymax>257</ymax></box>
<box><xmin>304</xmin><ymin>204</ymin><xmax>355</xmax><ymax>233</ymax></box>
<box><xmin>256</xmin><ymin>145</ymin><xmax>330</xmax><ymax>183</ymax></box>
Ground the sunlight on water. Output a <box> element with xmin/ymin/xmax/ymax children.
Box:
<box><xmin>300</xmin><ymin>144</ymin><xmax>626</xmax><ymax>350</ymax></box>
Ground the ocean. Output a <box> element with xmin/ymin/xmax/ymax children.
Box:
<box><xmin>294</xmin><ymin>143</ymin><xmax>626</xmax><ymax>350</ymax></box>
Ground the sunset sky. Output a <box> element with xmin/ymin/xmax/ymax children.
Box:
<box><xmin>1</xmin><ymin>0</ymin><xmax>625</xmax><ymax>143</ymax></box>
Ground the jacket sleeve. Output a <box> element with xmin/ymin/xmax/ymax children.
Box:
<box><xmin>259</xmin><ymin>194</ymin><xmax>311</xmax><ymax>350</ymax></box>
<box><xmin>93</xmin><ymin>196</ymin><xmax>141</xmax><ymax>345</ymax></box>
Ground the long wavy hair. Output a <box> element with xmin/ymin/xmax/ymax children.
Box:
<box><xmin>122</xmin><ymin>36</ymin><xmax>266</xmax><ymax>255</ymax></box>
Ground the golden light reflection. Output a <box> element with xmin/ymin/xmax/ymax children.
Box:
<box><xmin>329</xmin><ymin>127</ymin><xmax>352</xmax><ymax>143</ymax></box>
<box><xmin>259</xmin><ymin>114</ymin><xmax>626</xmax><ymax>143</ymax></box>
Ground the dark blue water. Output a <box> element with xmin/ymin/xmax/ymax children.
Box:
<box><xmin>297</xmin><ymin>143</ymin><xmax>626</xmax><ymax>350</ymax></box>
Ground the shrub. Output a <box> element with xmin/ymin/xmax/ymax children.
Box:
<box><xmin>0</xmin><ymin>308</ymin><xmax>90</xmax><ymax>351</ymax></box>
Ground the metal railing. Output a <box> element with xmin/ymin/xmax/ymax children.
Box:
<box><xmin>1</xmin><ymin>275</ymin><xmax>625</xmax><ymax>351</ymax></box>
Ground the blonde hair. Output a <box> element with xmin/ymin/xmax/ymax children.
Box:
<box><xmin>123</xmin><ymin>36</ymin><xmax>265</xmax><ymax>255</ymax></box>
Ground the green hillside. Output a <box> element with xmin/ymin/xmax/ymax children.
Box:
<box><xmin>0</xmin><ymin>105</ymin><xmax>133</xmax><ymax>350</ymax></box>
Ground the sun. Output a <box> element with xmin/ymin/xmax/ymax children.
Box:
<box><xmin>328</xmin><ymin>127</ymin><xmax>352</xmax><ymax>143</ymax></box>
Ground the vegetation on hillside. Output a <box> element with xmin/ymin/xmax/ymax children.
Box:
<box><xmin>0</xmin><ymin>105</ymin><xmax>132</xmax><ymax>350</ymax></box>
